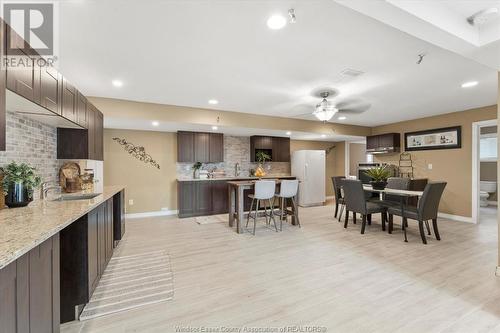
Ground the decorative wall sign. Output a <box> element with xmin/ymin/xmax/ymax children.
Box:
<box><xmin>112</xmin><ymin>137</ymin><xmax>160</xmax><ymax>169</ymax></box>
<box><xmin>404</xmin><ymin>126</ymin><xmax>461</xmax><ymax>151</ymax></box>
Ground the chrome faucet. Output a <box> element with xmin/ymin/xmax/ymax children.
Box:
<box><xmin>235</xmin><ymin>163</ymin><xmax>241</xmax><ymax>177</ymax></box>
<box><xmin>40</xmin><ymin>181</ymin><xmax>61</xmax><ymax>200</ymax></box>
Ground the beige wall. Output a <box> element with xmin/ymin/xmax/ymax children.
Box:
<box><xmin>349</xmin><ymin>143</ymin><xmax>367</xmax><ymax>176</ymax></box>
<box><xmin>372</xmin><ymin>105</ymin><xmax>497</xmax><ymax>218</ymax></box>
<box><xmin>480</xmin><ymin>162</ymin><xmax>497</xmax><ymax>182</ymax></box>
<box><xmin>290</xmin><ymin>140</ymin><xmax>346</xmax><ymax>197</ymax></box>
<box><xmin>104</xmin><ymin>129</ymin><xmax>178</xmax><ymax>214</ymax></box>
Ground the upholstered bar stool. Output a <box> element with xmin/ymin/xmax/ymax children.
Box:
<box><xmin>246</xmin><ymin>180</ymin><xmax>278</xmax><ymax>235</ymax></box>
<box><xmin>275</xmin><ymin>179</ymin><xmax>300</xmax><ymax>231</ymax></box>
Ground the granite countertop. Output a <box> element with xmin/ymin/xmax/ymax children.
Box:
<box><xmin>177</xmin><ymin>175</ymin><xmax>296</xmax><ymax>182</ymax></box>
<box><xmin>0</xmin><ymin>185</ymin><xmax>125</xmax><ymax>270</ymax></box>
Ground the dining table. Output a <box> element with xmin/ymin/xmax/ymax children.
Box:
<box><xmin>227</xmin><ymin>179</ymin><xmax>299</xmax><ymax>234</ymax></box>
<box><xmin>363</xmin><ymin>185</ymin><xmax>424</xmax><ymax>242</ymax></box>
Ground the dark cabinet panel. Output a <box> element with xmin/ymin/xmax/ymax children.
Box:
<box><xmin>6</xmin><ymin>25</ymin><xmax>41</xmax><ymax>104</ymax></box>
<box><xmin>251</xmin><ymin>136</ymin><xmax>290</xmax><ymax>162</ymax></box>
<box><xmin>87</xmin><ymin>104</ymin><xmax>96</xmax><ymax>160</ymax></box>
<box><xmin>97</xmin><ymin>205</ymin><xmax>106</xmax><ymax>276</ymax></box>
<box><xmin>62</xmin><ymin>78</ymin><xmax>77</xmax><ymax>123</ymax></box>
<box><xmin>177</xmin><ymin>131</ymin><xmax>194</xmax><ymax>162</ymax></box>
<box><xmin>272</xmin><ymin>137</ymin><xmax>290</xmax><ymax>162</ymax></box>
<box><xmin>379</xmin><ymin>133</ymin><xmax>400</xmax><ymax>148</ymax></box>
<box><xmin>366</xmin><ymin>133</ymin><xmax>400</xmax><ymax>153</ymax></box>
<box><xmin>105</xmin><ymin>200</ymin><xmax>114</xmax><ymax>263</ymax></box>
<box><xmin>178</xmin><ymin>181</ymin><xmax>196</xmax><ymax>217</ymax></box>
<box><xmin>40</xmin><ymin>66</ymin><xmax>62</xmax><ymax>115</ymax></box>
<box><xmin>366</xmin><ymin>135</ymin><xmax>379</xmax><ymax>151</ymax></box>
<box><xmin>209</xmin><ymin>133</ymin><xmax>224</xmax><ymax>162</ymax></box>
<box><xmin>76</xmin><ymin>92</ymin><xmax>88</xmax><ymax>128</ymax></box>
<box><xmin>194</xmin><ymin>132</ymin><xmax>210</xmax><ymax>162</ymax></box>
<box><xmin>95</xmin><ymin>110</ymin><xmax>104</xmax><ymax>161</ymax></box>
<box><xmin>211</xmin><ymin>181</ymin><xmax>229</xmax><ymax>214</ymax></box>
<box><xmin>57</xmin><ymin>128</ymin><xmax>88</xmax><ymax>160</ymax></box>
<box><xmin>113</xmin><ymin>190</ymin><xmax>126</xmax><ymax>244</ymax></box>
<box><xmin>196</xmin><ymin>181</ymin><xmax>213</xmax><ymax>214</ymax></box>
<box><xmin>0</xmin><ymin>235</ymin><xmax>59</xmax><ymax>333</ymax></box>
<box><xmin>87</xmin><ymin>209</ymin><xmax>99</xmax><ymax>297</ymax></box>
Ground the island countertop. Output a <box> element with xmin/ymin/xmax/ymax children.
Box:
<box><xmin>0</xmin><ymin>185</ymin><xmax>125</xmax><ymax>270</ymax></box>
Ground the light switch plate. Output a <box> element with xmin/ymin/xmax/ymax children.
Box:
<box><xmin>428</xmin><ymin>164</ymin><xmax>433</xmax><ymax>170</ymax></box>
<box><xmin>129</xmin><ymin>199</ymin><xmax>134</xmax><ymax>205</ymax></box>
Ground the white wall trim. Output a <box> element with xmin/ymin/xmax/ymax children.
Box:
<box><xmin>438</xmin><ymin>212</ymin><xmax>473</xmax><ymax>223</ymax></box>
<box><xmin>472</xmin><ymin>119</ymin><xmax>498</xmax><ymax>224</ymax></box>
<box><xmin>126</xmin><ymin>210</ymin><xmax>178</xmax><ymax>219</ymax></box>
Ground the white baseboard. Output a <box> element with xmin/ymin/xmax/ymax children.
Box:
<box><xmin>126</xmin><ymin>210</ymin><xmax>178</xmax><ymax>219</ymax></box>
<box><xmin>437</xmin><ymin>212</ymin><xmax>473</xmax><ymax>223</ymax></box>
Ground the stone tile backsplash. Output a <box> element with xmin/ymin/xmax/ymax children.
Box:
<box><xmin>0</xmin><ymin>112</ymin><xmax>59</xmax><ymax>196</ymax></box>
<box><xmin>177</xmin><ymin>135</ymin><xmax>291</xmax><ymax>179</ymax></box>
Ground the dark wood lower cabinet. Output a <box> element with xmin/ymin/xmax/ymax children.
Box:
<box><xmin>60</xmin><ymin>198</ymin><xmax>116</xmax><ymax>323</ymax></box>
<box><xmin>212</xmin><ymin>181</ymin><xmax>229</xmax><ymax>214</ymax></box>
<box><xmin>113</xmin><ymin>190</ymin><xmax>126</xmax><ymax>244</ymax></box>
<box><xmin>0</xmin><ymin>234</ymin><xmax>60</xmax><ymax>333</ymax></box>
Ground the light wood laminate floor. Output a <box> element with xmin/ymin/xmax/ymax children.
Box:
<box><xmin>62</xmin><ymin>203</ymin><xmax>500</xmax><ymax>333</ymax></box>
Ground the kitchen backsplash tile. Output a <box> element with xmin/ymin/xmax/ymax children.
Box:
<box><xmin>0</xmin><ymin>112</ymin><xmax>59</xmax><ymax>197</ymax></box>
<box><xmin>176</xmin><ymin>135</ymin><xmax>291</xmax><ymax>179</ymax></box>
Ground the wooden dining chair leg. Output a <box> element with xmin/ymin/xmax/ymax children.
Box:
<box><xmin>344</xmin><ymin>210</ymin><xmax>349</xmax><ymax>228</ymax></box>
<box><xmin>388</xmin><ymin>214</ymin><xmax>393</xmax><ymax>234</ymax></box>
<box><xmin>361</xmin><ymin>214</ymin><xmax>367</xmax><ymax>234</ymax></box>
<box><xmin>367</xmin><ymin>214</ymin><xmax>372</xmax><ymax>225</ymax></box>
<box><xmin>432</xmin><ymin>218</ymin><xmax>441</xmax><ymax>240</ymax></box>
<box><xmin>424</xmin><ymin>220</ymin><xmax>431</xmax><ymax>235</ymax></box>
<box><xmin>418</xmin><ymin>220</ymin><xmax>427</xmax><ymax>244</ymax></box>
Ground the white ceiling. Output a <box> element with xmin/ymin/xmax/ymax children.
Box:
<box><xmin>55</xmin><ymin>0</ymin><xmax>498</xmax><ymax>129</ymax></box>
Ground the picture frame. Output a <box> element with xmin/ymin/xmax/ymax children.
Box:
<box><xmin>404</xmin><ymin>126</ymin><xmax>461</xmax><ymax>151</ymax></box>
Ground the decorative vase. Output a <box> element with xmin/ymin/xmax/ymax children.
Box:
<box><xmin>370</xmin><ymin>180</ymin><xmax>387</xmax><ymax>190</ymax></box>
<box><xmin>255</xmin><ymin>164</ymin><xmax>266</xmax><ymax>178</ymax></box>
<box><xmin>5</xmin><ymin>182</ymin><xmax>32</xmax><ymax>208</ymax></box>
<box><xmin>193</xmin><ymin>169</ymin><xmax>200</xmax><ymax>179</ymax></box>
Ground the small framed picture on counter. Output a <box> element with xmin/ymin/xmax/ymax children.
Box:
<box><xmin>404</xmin><ymin>126</ymin><xmax>461</xmax><ymax>151</ymax></box>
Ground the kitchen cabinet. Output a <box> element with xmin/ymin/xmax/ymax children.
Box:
<box><xmin>366</xmin><ymin>133</ymin><xmax>400</xmax><ymax>154</ymax></box>
<box><xmin>177</xmin><ymin>131</ymin><xmax>224</xmax><ymax>163</ymax></box>
<box><xmin>250</xmin><ymin>136</ymin><xmax>290</xmax><ymax>162</ymax></box>
<box><xmin>211</xmin><ymin>181</ymin><xmax>229</xmax><ymax>214</ymax></box>
<box><xmin>60</xmin><ymin>198</ymin><xmax>116</xmax><ymax>323</ymax></box>
<box><xmin>178</xmin><ymin>181</ymin><xmax>214</xmax><ymax>217</ymax></box>
<box><xmin>0</xmin><ymin>234</ymin><xmax>60</xmax><ymax>333</ymax></box>
<box><xmin>113</xmin><ymin>190</ymin><xmax>126</xmax><ymax>244</ymax></box>
<box><xmin>76</xmin><ymin>92</ymin><xmax>88</xmax><ymax>128</ymax></box>
<box><xmin>5</xmin><ymin>24</ymin><xmax>41</xmax><ymax>105</ymax></box>
<box><xmin>61</xmin><ymin>78</ymin><xmax>77</xmax><ymax>123</ymax></box>
<box><xmin>56</xmin><ymin>103</ymin><xmax>104</xmax><ymax>161</ymax></box>
<box><xmin>40</xmin><ymin>66</ymin><xmax>62</xmax><ymax>116</ymax></box>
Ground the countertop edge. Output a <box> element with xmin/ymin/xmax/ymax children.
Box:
<box><xmin>177</xmin><ymin>176</ymin><xmax>296</xmax><ymax>182</ymax></box>
<box><xmin>0</xmin><ymin>186</ymin><xmax>125</xmax><ymax>270</ymax></box>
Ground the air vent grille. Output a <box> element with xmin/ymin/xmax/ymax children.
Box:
<box><xmin>340</xmin><ymin>68</ymin><xmax>364</xmax><ymax>78</ymax></box>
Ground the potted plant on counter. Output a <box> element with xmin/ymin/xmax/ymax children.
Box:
<box><xmin>364</xmin><ymin>166</ymin><xmax>391</xmax><ymax>190</ymax></box>
<box><xmin>1</xmin><ymin>162</ymin><xmax>42</xmax><ymax>208</ymax></box>
<box><xmin>255</xmin><ymin>151</ymin><xmax>271</xmax><ymax>178</ymax></box>
<box><xmin>192</xmin><ymin>162</ymin><xmax>202</xmax><ymax>179</ymax></box>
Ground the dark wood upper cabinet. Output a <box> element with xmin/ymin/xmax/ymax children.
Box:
<box><xmin>5</xmin><ymin>24</ymin><xmax>41</xmax><ymax>104</ymax></box>
<box><xmin>61</xmin><ymin>78</ymin><xmax>77</xmax><ymax>123</ymax></box>
<box><xmin>366</xmin><ymin>133</ymin><xmax>400</xmax><ymax>154</ymax></box>
<box><xmin>177</xmin><ymin>131</ymin><xmax>224</xmax><ymax>163</ymax></box>
<box><xmin>87</xmin><ymin>104</ymin><xmax>96</xmax><ymax>160</ymax></box>
<box><xmin>251</xmin><ymin>136</ymin><xmax>290</xmax><ymax>162</ymax></box>
<box><xmin>95</xmin><ymin>110</ymin><xmax>104</xmax><ymax>161</ymax></box>
<box><xmin>40</xmin><ymin>66</ymin><xmax>62</xmax><ymax>115</ymax></box>
<box><xmin>209</xmin><ymin>133</ymin><xmax>224</xmax><ymax>162</ymax></box>
<box><xmin>76</xmin><ymin>92</ymin><xmax>88</xmax><ymax>128</ymax></box>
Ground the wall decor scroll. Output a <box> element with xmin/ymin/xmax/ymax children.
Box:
<box><xmin>112</xmin><ymin>137</ymin><xmax>160</xmax><ymax>169</ymax></box>
<box><xmin>404</xmin><ymin>126</ymin><xmax>461</xmax><ymax>151</ymax></box>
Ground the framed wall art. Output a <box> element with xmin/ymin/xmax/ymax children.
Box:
<box><xmin>404</xmin><ymin>126</ymin><xmax>461</xmax><ymax>151</ymax></box>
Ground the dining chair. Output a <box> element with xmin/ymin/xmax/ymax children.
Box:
<box><xmin>331</xmin><ymin>176</ymin><xmax>345</xmax><ymax>221</ymax></box>
<box><xmin>387</xmin><ymin>182</ymin><xmax>447</xmax><ymax>244</ymax></box>
<box><xmin>246</xmin><ymin>180</ymin><xmax>278</xmax><ymax>235</ymax></box>
<box><xmin>274</xmin><ymin>179</ymin><xmax>300</xmax><ymax>231</ymax></box>
<box><xmin>342</xmin><ymin>179</ymin><xmax>387</xmax><ymax>234</ymax></box>
<box><xmin>379</xmin><ymin>177</ymin><xmax>411</xmax><ymax>226</ymax></box>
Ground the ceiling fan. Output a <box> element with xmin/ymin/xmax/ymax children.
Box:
<box><xmin>295</xmin><ymin>90</ymin><xmax>371</xmax><ymax>122</ymax></box>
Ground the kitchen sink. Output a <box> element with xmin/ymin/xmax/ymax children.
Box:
<box><xmin>52</xmin><ymin>193</ymin><xmax>101</xmax><ymax>201</ymax></box>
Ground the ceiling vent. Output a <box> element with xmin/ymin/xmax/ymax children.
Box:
<box><xmin>340</xmin><ymin>68</ymin><xmax>364</xmax><ymax>78</ymax></box>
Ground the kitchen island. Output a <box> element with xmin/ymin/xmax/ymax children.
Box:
<box><xmin>177</xmin><ymin>175</ymin><xmax>296</xmax><ymax>218</ymax></box>
<box><xmin>0</xmin><ymin>186</ymin><xmax>125</xmax><ymax>331</ymax></box>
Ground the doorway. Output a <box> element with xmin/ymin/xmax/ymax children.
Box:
<box><xmin>472</xmin><ymin>119</ymin><xmax>498</xmax><ymax>224</ymax></box>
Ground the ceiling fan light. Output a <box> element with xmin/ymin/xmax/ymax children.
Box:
<box><xmin>314</xmin><ymin>108</ymin><xmax>337</xmax><ymax>121</ymax></box>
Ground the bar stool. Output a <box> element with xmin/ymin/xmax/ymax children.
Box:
<box><xmin>246</xmin><ymin>180</ymin><xmax>278</xmax><ymax>235</ymax></box>
<box><xmin>275</xmin><ymin>179</ymin><xmax>300</xmax><ymax>231</ymax></box>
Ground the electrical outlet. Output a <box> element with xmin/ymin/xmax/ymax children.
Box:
<box><xmin>129</xmin><ymin>199</ymin><xmax>134</xmax><ymax>206</ymax></box>
<box><xmin>428</xmin><ymin>164</ymin><xmax>433</xmax><ymax>170</ymax></box>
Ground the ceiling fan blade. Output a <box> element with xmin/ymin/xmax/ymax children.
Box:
<box><xmin>337</xmin><ymin>104</ymin><xmax>371</xmax><ymax>114</ymax></box>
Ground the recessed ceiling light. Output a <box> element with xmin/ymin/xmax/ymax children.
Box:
<box><xmin>461</xmin><ymin>81</ymin><xmax>478</xmax><ymax>88</ymax></box>
<box><xmin>267</xmin><ymin>15</ymin><xmax>287</xmax><ymax>30</ymax></box>
<box><xmin>286</xmin><ymin>131</ymin><xmax>292</xmax><ymax>136</ymax></box>
<box><xmin>152</xmin><ymin>121</ymin><xmax>159</xmax><ymax>127</ymax></box>
<box><xmin>112</xmin><ymin>79</ymin><xmax>123</xmax><ymax>87</ymax></box>
<box><xmin>208</xmin><ymin>99</ymin><xmax>219</xmax><ymax>105</ymax></box>
<box><xmin>338</xmin><ymin>116</ymin><xmax>347</xmax><ymax>120</ymax></box>
<box><xmin>212</xmin><ymin>126</ymin><xmax>218</xmax><ymax>130</ymax></box>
